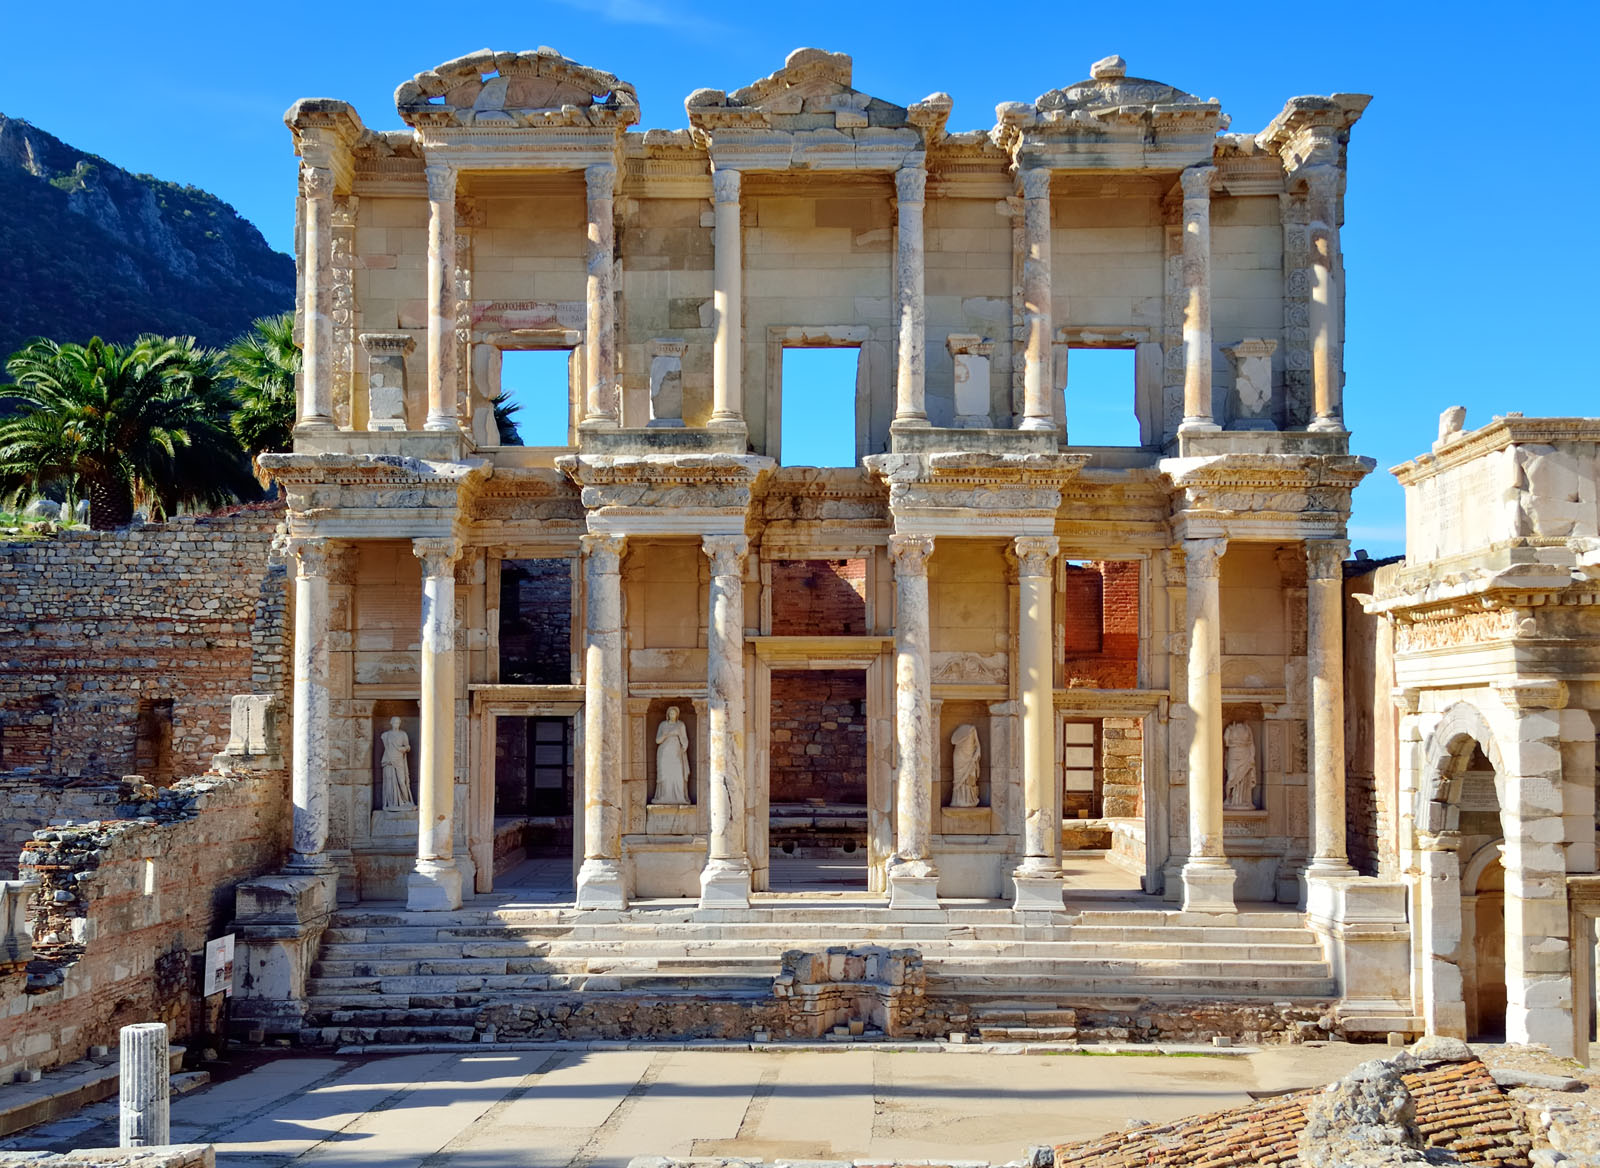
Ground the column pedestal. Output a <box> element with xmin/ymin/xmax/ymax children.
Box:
<box><xmin>887</xmin><ymin>534</ymin><xmax>939</xmax><ymax>910</ymax></box>
<box><xmin>1180</xmin><ymin>536</ymin><xmax>1235</xmax><ymax>914</ymax></box>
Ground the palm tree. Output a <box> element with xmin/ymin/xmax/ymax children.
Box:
<box><xmin>492</xmin><ymin>392</ymin><xmax>525</xmax><ymax>446</ymax></box>
<box><xmin>221</xmin><ymin>312</ymin><xmax>300</xmax><ymax>457</ymax></box>
<box><xmin>0</xmin><ymin>335</ymin><xmax>257</xmax><ymax>529</ymax></box>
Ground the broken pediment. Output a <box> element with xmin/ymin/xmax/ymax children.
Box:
<box><xmin>395</xmin><ymin>48</ymin><xmax>641</xmax><ymax>130</ymax></box>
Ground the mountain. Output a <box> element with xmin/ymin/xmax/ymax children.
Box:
<box><xmin>0</xmin><ymin>115</ymin><xmax>295</xmax><ymax>369</ymax></box>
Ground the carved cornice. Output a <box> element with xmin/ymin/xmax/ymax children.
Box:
<box><xmin>1393</xmin><ymin>416</ymin><xmax>1600</xmax><ymax>486</ymax></box>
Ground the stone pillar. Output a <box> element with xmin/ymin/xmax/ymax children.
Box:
<box><xmin>1177</xmin><ymin>165</ymin><xmax>1219</xmax><ymax>435</ymax></box>
<box><xmin>1018</xmin><ymin>168</ymin><xmax>1054</xmax><ymax>432</ymax></box>
<box><xmin>1181</xmin><ymin>536</ymin><xmax>1235</xmax><ymax>913</ymax></box>
<box><xmin>298</xmin><ymin>164</ymin><xmax>335</xmax><ymax>430</ymax></box>
<box><xmin>888</xmin><ymin>534</ymin><xmax>939</xmax><ymax>909</ymax></box>
<box><xmin>1305</xmin><ymin>539</ymin><xmax>1356</xmax><ymax>880</ymax></box>
<box><xmin>710</xmin><ymin>168</ymin><xmax>745</xmax><ymax>431</ymax></box>
<box><xmin>893</xmin><ymin>166</ymin><xmax>929</xmax><ymax>429</ymax></box>
<box><xmin>577</xmin><ymin>534</ymin><xmax>628</xmax><ymax>909</ymax></box>
<box><xmin>584</xmin><ymin>163</ymin><xmax>619</xmax><ymax>426</ymax></box>
<box><xmin>1012</xmin><ymin>535</ymin><xmax>1062</xmax><ymax>910</ymax></box>
<box><xmin>1304</xmin><ymin>165</ymin><xmax>1345</xmax><ymax>432</ymax></box>
<box><xmin>408</xmin><ymin>537</ymin><xmax>463</xmax><ymax>911</ymax></box>
<box><xmin>118</xmin><ymin>1022</ymin><xmax>170</xmax><ymax>1148</ymax></box>
<box><xmin>286</xmin><ymin>540</ymin><xmax>335</xmax><ymax>876</ymax></box>
<box><xmin>423</xmin><ymin>162</ymin><xmax>460</xmax><ymax>432</ymax></box>
<box><xmin>701</xmin><ymin>535</ymin><xmax>752</xmax><ymax>908</ymax></box>
<box><xmin>1418</xmin><ymin>833</ymin><xmax>1468</xmax><ymax>1039</ymax></box>
<box><xmin>1</xmin><ymin>879</ymin><xmax>37</xmax><ymax>967</ymax></box>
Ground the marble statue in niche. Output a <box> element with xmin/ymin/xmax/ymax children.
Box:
<box><xmin>380</xmin><ymin>717</ymin><xmax>416</xmax><ymax>810</ymax></box>
<box><xmin>948</xmin><ymin>723</ymin><xmax>981</xmax><ymax>808</ymax></box>
<box><xmin>1223</xmin><ymin>721</ymin><xmax>1259</xmax><ymax>810</ymax></box>
<box><xmin>652</xmin><ymin>706</ymin><xmax>691</xmax><ymax>805</ymax></box>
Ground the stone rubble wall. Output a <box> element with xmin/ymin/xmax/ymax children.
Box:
<box><xmin>0</xmin><ymin>1147</ymin><xmax>213</xmax><ymax>1168</ymax></box>
<box><xmin>0</xmin><ymin>506</ymin><xmax>284</xmax><ymax>782</ymax></box>
<box><xmin>0</xmin><ymin>768</ymin><xmax>289</xmax><ymax>1084</ymax></box>
<box><xmin>0</xmin><ymin>777</ymin><xmax>123</xmax><ymax>874</ymax></box>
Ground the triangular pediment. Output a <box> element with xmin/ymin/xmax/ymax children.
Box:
<box><xmin>686</xmin><ymin>48</ymin><xmax>948</xmax><ymax>137</ymax></box>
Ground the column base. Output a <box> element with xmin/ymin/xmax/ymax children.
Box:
<box><xmin>887</xmin><ymin>860</ymin><xmax>940</xmax><ymax>911</ymax></box>
<box><xmin>1011</xmin><ymin>867</ymin><xmax>1065</xmax><ymax>912</ymax></box>
<box><xmin>292</xmin><ymin>418</ymin><xmax>337</xmax><ymax>434</ymax></box>
<box><xmin>422</xmin><ymin>416</ymin><xmax>464</xmax><ymax>433</ymax></box>
<box><xmin>889</xmin><ymin>416</ymin><xmax>932</xmax><ymax>431</ymax></box>
<box><xmin>407</xmin><ymin>859</ymin><xmax>464</xmax><ymax>911</ymax></box>
<box><xmin>1306</xmin><ymin>416</ymin><xmax>1347</xmax><ymax>434</ymax></box>
<box><xmin>576</xmin><ymin>858</ymin><xmax>628</xmax><ymax>911</ymax></box>
<box><xmin>1177</xmin><ymin>416</ymin><xmax>1221</xmax><ymax>434</ymax></box>
<box><xmin>1017</xmin><ymin>417</ymin><xmax>1056</xmax><ymax>432</ymax></box>
<box><xmin>699</xmin><ymin>858</ymin><xmax>752</xmax><ymax>909</ymax></box>
<box><xmin>1180</xmin><ymin>858</ymin><xmax>1237</xmax><ymax>914</ymax></box>
<box><xmin>1299</xmin><ymin>858</ymin><xmax>1359</xmax><ymax>910</ymax></box>
<box><xmin>707</xmin><ymin>414</ymin><xmax>748</xmax><ymax>434</ymax></box>
<box><xmin>283</xmin><ymin>851</ymin><xmax>338</xmax><ymax>877</ymax></box>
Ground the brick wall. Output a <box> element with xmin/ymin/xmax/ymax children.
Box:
<box><xmin>1343</xmin><ymin>561</ymin><xmax>1400</xmax><ymax>877</ymax></box>
<box><xmin>770</xmin><ymin>559</ymin><xmax>867</xmax><ymax>636</ymax></box>
<box><xmin>769</xmin><ymin>670</ymin><xmax>868</xmax><ymax>803</ymax></box>
<box><xmin>0</xmin><ymin>505</ymin><xmax>284</xmax><ymax>781</ymax></box>
<box><xmin>499</xmin><ymin>558</ymin><xmax>573</xmax><ymax>684</ymax></box>
<box><xmin>1061</xmin><ymin>560</ymin><xmax>1139</xmax><ymax>689</ymax></box>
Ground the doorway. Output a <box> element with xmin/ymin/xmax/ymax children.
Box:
<box><xmin>767</xmin><ymin>668</ymin><xmax>870</xmax><ymax>891</ymax></box>
<box><xmin>493</xmin><ymin>714</ymin><xmax>576</xmax><ymax>900</ymax></box>
<box><xmin>1464</xmin><ymin>840</ymin><xmax>1508</xmax><ymax>1042</ymax></box>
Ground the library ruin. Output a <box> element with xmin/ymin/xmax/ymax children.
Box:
<box><xmin>9</xmin><ymin>46</ymin><xmax>1600</xmax><ymax>1076</ymax></box>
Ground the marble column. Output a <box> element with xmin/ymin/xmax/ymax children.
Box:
<box><xmin>1177</xmin><ymin>165</ymin><xmax>1220</xmax><ymax>435</ymax></box>
<box><xmin>1181</xmin><ymin>536</ymin><xmax>1235</xmax><ymax>913</ymax></box>
<box><xmin>1304</xmin><ymin>165</ymin><xmax>1345</xmax><ymax>432</ymax></box>
<box><xmin>888</xmin><ymin>534</ymin><xmax>939</xmax><ymax>909</ymax></box>
<box><xmin>297</xmin><ymin>164</ymin><xmax>335</xmax><ymax>430</ymax></box>
<box><xmin>423</xmin><ymin>162</ymin><xmax>460</xmax><ymax>433</ymax></box>
<box><xmin>1019</xmin><ymin>168</ymin><xmax>1055</xmax><ymax>432</ymax></box>
<box><xmin>1305</xmin><ymin>539</ymin><xmax>1355</xmax><ymax>880</ymax></box>
<box><xmin>408</xmin><ymin>538</ymin><xmax>463</xmax><ymax>911</ymax></box>
<box><xmin>709</xmin><ymin>168</ymin><xmax>745</xmax><ymax>431</ymax></box>
<box><xmin>701</xmin><ymin>534</ymin><xmax>752</xmax><ymax>908</ymax></box>
<box><xmin>1012</xmin><ymin>535</ymin><xmax>1062</xmax><ymax>910</ymax></box>
<box><xmin>577</xmin><ymin>533</ymin><xmax>628</xmax><ymax>909</ymax></box>
<box><xmin>286</xmin><ymin>539</ymin><xmax>335</xmax><ymax>876</ymax></box>
<box><xmin>893</xmin><ymin>166</ymin><xmax>929</xmax><ymax>429</ymax></box>
<box><xmin>584</xmin><ymin>163</ymin><xmax>619</xmax><ymax>426</ymax></box>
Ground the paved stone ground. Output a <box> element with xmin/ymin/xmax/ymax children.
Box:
<box><xmin>0</xmin><ymin>1043</ymin><xmax>1385</xmax><ymax>1168</ymax></box>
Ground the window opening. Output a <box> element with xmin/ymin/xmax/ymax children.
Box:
<box><xmin>499</xmin><ymin>559</ymin><xmax>573</xmax><ymax>684</ymax></box>
<box><xmin>1065</xmin><ymin>348</ymin><xmax>1140</xmax><ymax>447</ymax></box>
<box><xmin>780</xmin><ymin>348</ymin><xmax>859</xmax><ymax>467</ymax></box>
<box><xmin>1062</xmin><ymin>718</ymin><xmax>1101</xmax><ymax>819</ymax></box>
<box><xmin>498</xmin><ymin>350</ymin><xmax>572</xmax><ymax>447</ymax></box>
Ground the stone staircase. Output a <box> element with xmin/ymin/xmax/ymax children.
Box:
<box><xmin>297</xmin><ymin>903</ymin><xmax>1340</xmax><ymax>1046</ymax></box>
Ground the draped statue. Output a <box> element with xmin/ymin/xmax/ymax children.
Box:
<box><xmin>949</xmin><ymin>723</ymin><xmax>981</xmax><ymax>808</ymax></box>
<box><xmin>379</xmin><ymin>716</ymin><xmax>415</xmax><ymax>811</ymax></box>
<box><xmin>652</xmin><ymin>706</ymin><xmax>691</xmax><ymax>805</ymax></box>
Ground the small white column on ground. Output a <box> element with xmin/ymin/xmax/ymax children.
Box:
<box><xmin>1180</xmin><ymin>536</ymin><xmax>1235</xmax><ymax>913</ymax></box>
<box><xmin>700</xmin><ymin>535</ymin><xmax>752</xmax><ymax>908</ymax></box>
<box><xmin>888</xmin><ymin>534</ymin><xmax>939</xmax><ymax>909</ymax></box>
<box><xmin>408</xmin><ymin>537</ymin><xmax>463</xmax><ymax>911</ymax></box>
<box><xmin>1304</xmin><ymin>165</ymin><xmax>1345</xmax><ymax>432</ymax></box>
<box><xmin>118</xmin><ymin>1022</ymin><xmax>170</xmax><ymax>1148</ymax></box>
<box><xmin>1012</xmin><ymin>535</ymin><xmax>1062</xmax><ymax>910</ymax></box>
<box><xmin>1305</xmin><ymin>539</ymin><xmax>1356</xmax><ymax>880</ymax></box>
<box><xmin>893</xmin><ymin>166</ymin><xmax>929</xmax><ymax>429</ymax></box>
<box><xmin>709</xmin><ymin>168</ymin><xmax>745</xmax><ymax>432</ymax></box>
<box><xmin>297</xmin><ymin>164</ymin><xmax>335</xmax><ymax>430</ymax></box>
<box><xmin>1177</xmin><ymin>164</ymin><xmax>1219</xmax><ymax>435</ymax></box>
<box><xmin>1018</xmin><ymin>168</ymin><xmax>1054</xmax><ymax>432</ymax></box>
<box><xmin>577</xmin><ymin>534</ymin><xmax>628</xmax><ymax>909</ymax></box>
<box><xmin>584</xmin><ymin>163</ymin><xmax>619</xmax><ymax>426</ymax></box>
<box><xmin>423</xmin><ymin>161</ymin><xmax>460</xmax><ymax>433</ymax></box>
<box><xmin>286</xmin><ymin>540</ymin><xmax>335</xmax><ymax>876</ymax></box>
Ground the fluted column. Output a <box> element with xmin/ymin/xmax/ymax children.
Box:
<box><xmin>286</xmin><ymin>539</ymin><xmax>334</xmax><ymax>876</ymax></box>
<box><xmin>423</xmin><ymin>162</ymin><xmax>460</xmax><ymax>432</ymax></box>
<box><xmin>1181</xmin><ymin>536</ymin><xmax>1235</xmax><ymax>913</ymax></box>
<box><xmin>700</xmin><ymin>534</ymin><xmax>752</xmax><ymax>908</ymax></box>
<box><xmin>1012</xmin><ymin>535</ymin><xmax>1062</xmax><ymax>911</ymax></box>
<box><xmin>297</xmin><ymin>164</ymin><xmax>335</xmax><ymax>430</ymax></box>
<box><xmin>408</xmin><ymin>537</ymin><xmax>463</xmax><ymax>911</ymax></box>
<box><xmin>584</xmin><ymin>163</ymin><xmax>619</xmax><ymax>426</ymax></box>
<box><xmin>1019</xmin><ymin>168</ymin><xmax>1054</xmax><ymax>431</ymax></box>
<box><xmin>1304</xmin><ymin>166</ymin><xmax>1345</xmax><ymax>432</ymax></box>
<box><xmin>893</xmin><ymin>166</ymin><xmax>929</xmax><ymax>429</ymax></box>
<box><xmin>710</xmin><ymin>168</ymin><xmax>745</xmax><ymax>431</ymax></box>
<box><xmin>1177</xmin><ymin>165</ymin><xmax>1220</xmax><ymax>435</ymax></box>
<box><xmin>888</xmin><ymin>534</ymin><xmax>939</xmax><ymax>908</ymax></box>
<box><xmin>118</xmin><ymin>1023</ymin><xmax>170</xmax><ymax>1148</ymax></box>
<box><xmin>577</xmin><ymin>533</ymin><xmax>627</xmax><ymax>909</ymax></box>
<box><xmin>1305</xmin><ymin>539</ymin><xmax>1355</xmax><ymax>879</ymax></box>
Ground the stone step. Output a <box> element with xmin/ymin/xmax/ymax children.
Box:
<box><xmin>311</xmin><ymin>954</ymin><xmax>783</xmax><ymax>978</ymax></box>
<box><xmin>307</xmin><ymin>971</ymin><xmax>775</xmax><ymax>998</ymax></box>
<box><xmin>298</xmin><ymin>1024</ymin><xmax>478</xmax><ymax>1045</ymax></box>
<box><xmin>929</xmin><ymin>975</ymin><xmax>1339</xmax><ymax>998</ymax></box>
<box><xmin>976</xmin><ymin>1026</ymin><xmax>1080</xmax><ymax>1042</ymax></box>
<box><xmin>927</xmin><ymin>957</ymin><xmax>1331</xmax><ymax>979</ymax></box>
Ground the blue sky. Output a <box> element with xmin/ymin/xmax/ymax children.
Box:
<box><xmin>3</xmin><ymin>0</ymin><xmax>1595</xmax><ymax>554</ymax></box>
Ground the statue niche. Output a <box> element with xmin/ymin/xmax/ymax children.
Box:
<box><xmin>651</xmin><ymin>706</ymin><xmax>692</xmax><ymax>805</ymax></box>
<box><xmin>948</xmin><ymin>723</ymin><xmax>982</xmax><ymax>808</ymax></box>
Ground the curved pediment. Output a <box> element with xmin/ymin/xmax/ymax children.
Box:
<box><xmin>395</xmin><ymin>48</ymin><xmax>640</xmax><ymax>129</ymax></box>
<box><xmin>1034</xmin><ymin>54</ymin><xmax>1212</xmax><ymax>116</ymax></box>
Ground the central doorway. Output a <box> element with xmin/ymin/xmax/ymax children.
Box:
<box><xmin>486</xmin><ymin>710</ymin><xmax>578</xmax><ymax>902</ymax></box>
<box><xmin>767</xmin><ymin>668</ymin><xmax>870</xmax><ymax>891</ymax></box>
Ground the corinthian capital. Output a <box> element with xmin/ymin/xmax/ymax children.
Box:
<box><xmin>413</xmin><ymin>537</ymin><xmax>461</xmax><ymax>578</ymax></box>
<box><xmin>1019</xmin><ymin>168</ymin><xmax>1051</xmax><ymax>201</ymax></box>
<box><xmin>895</xmin><ymin>166</ymin><xmax>927</xmax><ymax>204</ymax></box>
<box><xmin>889</xmin><ymin>533</ymin><xmax>936</xmax><ymax>575</ymax></box>
<box><xmin>712</xmin><ymin>167</ymin><xmax>741</xmax><ymax>205</ymax></box>
<box><xmin>1010</xmin><ymin>535</ymin><xmax>1059</xmax><ymax>578</ymax></box>
<box><xmin>581</xmin><ymin>533</ymin><xmax>627</xmax><ymax>573</ymax></box>
<box><xmin>289</xmin><ymin>538</ymin><xmax>336</xmax><ymax>577</ymax></box>
<box><xmin>300</xmin><ymin>163</ymin><xmax>334</xmax><ymax>201</ymax></box>
<box><xmin>1305</xmin><ymin>539</ymin><xmax>1349</xmax><ymax>581</ymax></box>
<box><xmin>1179</xmin><ymin>164</ymin><xmax>1217</xmax><ymax>201</ymax></box>
<box><xmin>702</xmin><ymin>534</ymin><xmax>749</xmax><ymax>577</ymax></box>
<box><xmin>585</xmin><ymin>162</ymin><xmax>616</xmax><ymax>202</ymax></box>
<box><xmin>1183</xmin><ymin>537</ymin><xmax>1227</xmax><ymax>581</ymax></box>
<box><xmin>424</xmin><ymin>162</ymin><xmax>457</xmax><ymax>204</ymax></box>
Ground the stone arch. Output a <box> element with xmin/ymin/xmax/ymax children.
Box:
<box><xmin>1417</xmin><ymin>700</ymin><xmax>1508</xmax><ymax>836</ymax></box>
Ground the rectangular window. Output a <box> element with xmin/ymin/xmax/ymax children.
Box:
<box><xmin>1065</xmin><ymin>348</ymin><xmax>1139</xmax><ymax>447</ymax></box>
<box><xmin>780</xmin><ymin>348</ymin><xmax>859</xmax><ymax>467</ymax></box>
<box><xmin>499</xmin><ymin>559</ymin><xmax>573</xmax><ymax>684</ymax></box>
<box><xmin>498</xmin><ymin>349</ymin><xmax>573</xmax><ymax>447</ymax></box>
<box><xmin>1062</xmin><ymin>718</ymin><xmax>1101</xmax><ymax>818</ymax></box>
